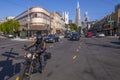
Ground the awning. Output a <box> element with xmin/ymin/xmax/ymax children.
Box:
<box><xmin>103</xmin><ymin>27</ymin><xmax>114</xmax><ymax>30</ymax></box>
<box><xmin>29</xmin><ymin>25</ymin><xmax>48</xmax><ymax>30</ymax></box>
<box><xmin>19</xmin><ymin>26</ymin><xmax>27</xmax><ymax>31</ymax></box>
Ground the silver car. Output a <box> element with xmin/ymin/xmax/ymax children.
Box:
<box><xmin>96</xmin><ymin>33</ymin><xmax>105</xmax><ymax>38</ymax></box>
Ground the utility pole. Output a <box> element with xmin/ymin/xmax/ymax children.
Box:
<box><xmin>50</xmin><ymin>12</ymin><xmax>52</xmax><ymax>34</ymax></box>
<box><xmin>110</xmin><ymin>16</ymin><xmax>112</xmax><ymax>36</ymax></box>
<box><xmin>108</xmin><ymin>16</ymin><xmax>114</xmax><ymax>36</ymax></box>
<box><xmin>27</xmin><ymin>7</ymin><xmax>30</xmax><ymax>38</ymax></box>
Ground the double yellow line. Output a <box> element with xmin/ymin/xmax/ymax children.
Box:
<box><xmin>72</xmin><ymin>42</ymin><xmax>83</xmax><ymax>60</ymax></box>
<box><xmin>15</xmin><ymin>76</ymin><xmax>19</xmax><ymax>80</ymax></box>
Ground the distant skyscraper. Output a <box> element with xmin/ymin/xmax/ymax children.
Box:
<box><xmin>75</xmin><ymin>1</ymin><xmax>81</xmax><ymax>27</ymax></box>
<box><xmin>83</xmin><ymin>12</ymin><xmax>91</xmax><ymax>30</ymax></box>
<box><xmin>84</xmin><ymin>12</ymin><xmax>89</xmax><ymax>22</ymax></box>
<box><xmin>63</xmin><ymin>12</ymin><xmax>69</xmax><ymax>24</ymax></box>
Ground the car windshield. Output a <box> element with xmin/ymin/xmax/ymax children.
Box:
<box><xmin>72</xmin><ymin>33</ymin><xmax>78</xmax><ymax>36</ymax></box>
<box><xmin>48</xmin><ymin>34</ymin><xmax>54</xmax><ymax>37</ymax></box>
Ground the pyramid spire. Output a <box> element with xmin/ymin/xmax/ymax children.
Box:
<box><xmin>76</xmin><ymin>1</ymin><xmax>81</xmax><ymax>27</ymax></box>
<box><xmin>77</xmin><ymin>1</ymin><xmax>80</xmax><ymax>8</ymax></box>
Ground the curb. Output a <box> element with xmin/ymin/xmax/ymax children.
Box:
<box><xmin>0</xmin><ymin>36</ymin><xmax>6</xmax><ymax>39</ymax></box>
<box><xmin>11</xmin><ymin>38</ymin><xmax>36</xmax><ymax>42</ymax></box>
<box><xmin>106</xmin><ymin>36</ymin><xmax>119</xmax><ymax>39</ymax></box>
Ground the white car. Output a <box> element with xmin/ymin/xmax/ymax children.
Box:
<box><xmin>7</xmin><ymin>34</ymin><xmax>15</xmax><ymax>38</ymax></box>
<box><xmin>96</xmin><ymin>33</ymin><xmax>105</xmax><ymax>38</ymax></box>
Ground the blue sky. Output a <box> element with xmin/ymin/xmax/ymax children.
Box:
<box><xmin>0</xmin><ymin>0</ymin><xmax>120</xmax><ymax>22</ymax></box>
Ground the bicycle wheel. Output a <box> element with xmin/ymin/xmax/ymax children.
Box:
<box><xmin>19</xmin><ymin>64</ymin><xmax>32</xmax><ymax>80</ymax></box>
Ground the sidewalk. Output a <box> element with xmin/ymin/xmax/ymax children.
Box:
<box><xmin>0</xmin><ymin>36</ymin><xmax>6</xmax><ymax>39</ymax></box>
<box><xmin>106</xmin><ymin>36</ymin><xmax>119</xmax><ymax>39</ymax></box>
<box><xmin>11</xmin><ymin>37</ymin><xmax>34</xmax><ymax>42</ymax></box>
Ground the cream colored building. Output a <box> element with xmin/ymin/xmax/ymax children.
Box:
<box><xmin>93</xmin><ymin>4</ymin><xmax>120</xmax><ymax>36</ymax></box>
<box><xmin>6</xmin><ymin>16</ymin><xmax>15</xmax><ymax>20</ymax></box>
<box><xmin>51</xmin><ymin>12</ymin><xmax>65</xmax><ymax>34</ymax></box>
<box><xmin>15</xmin><ymin>6</ymin><xmax>51</xmax><ymax>36</ymax></box>
<box><xmin>115</xmin><ymin>4</ymin><xmax>120</xmax><ymax>36</ymax></box>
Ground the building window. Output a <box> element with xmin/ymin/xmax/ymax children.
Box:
<box><xmin>37</xmin><ymin>13</ymin><xmax>41</xmax><ymax>18</ymax></box>
<box><xmin>31</xmin><ymin>13</ymin><xmax>42</xmax><ymax>18</ymax></box>
<box><xmin>34</xmin><ymin>13</ymin><xmax>37</xmax><ymax>18</ymax></box>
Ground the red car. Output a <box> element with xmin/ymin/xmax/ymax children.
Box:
<box><xmin>85</xmin><ymin>33</ymin><xmax>93</xmax><ymax>37</ymax></box>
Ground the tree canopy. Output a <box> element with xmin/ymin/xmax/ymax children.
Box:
<box><xmin>0</xmin><ymin>19</ymin><xmax>20</xmax><ymax>33</ymax></box>
<box><xmin>68</xmin><ymin>23</ymin><xmax>78</xmax><ymax>32</ymax></box>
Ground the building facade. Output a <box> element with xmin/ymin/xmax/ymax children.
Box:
<box><xmin>115</xmin><ymin>4</ymin><xmax>120</xmax><ymax>36</ymax></box>
<box><xmin>63</xmin><ymin>12</ymin><xmax>69</xmax><ymax>24</ymax></box>
<box><xmin>6</xmin><ymin>16</ymin><xmax>15</xmax><ymax>20</ymax></box>
<box><xmin>82</xmin><ymin>12</ymin><xmax>91</xmax><ymax>33</ymax></box>
<box><xmin>92</xmin><ymin>4</ymin><xmax>120</xmax><ymax>36</ymax></box>
<box><xmin>15</xmin><ymin>6</ymin><xmax>65</xmax><ymax>37</ymax></box>
<box><xmin>15</xmin><ymin>6</ymin><xmax>51</xmax><ymax>37</ymax></box>
<box><xmin>51</xmin><ymin>12</ymin><xmax>65</xmax><ymax>34</ymax></box>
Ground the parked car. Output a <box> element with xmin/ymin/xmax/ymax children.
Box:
<box><xmin>64</xmin><ymin>32</ymin><xmax>71</xmax><ymax>38</ymax></box>
<box><xmin>68</xmin><ymin>32</ymin><xmax>80</xmax><ymax>41</ymax></box>
<box><xmin>44</xmin><ymin>34</ymin><xmax>60</xmax><ymax>43</ymax></box>
<box><xmin>96</xmin><ymin>33</ymin><xmax>105</xmax><ymax>38</ymax></box>
<box><xmin>85</xmin><ymin>32</ymin><xmax>93</xmax><ymax>38</ymax></box>
<box><xmin>6</xmin><ymin>34</ymin><xmax>15</xmax><ymax>38</ymax></box>
<box><xmin>0</xmin><ymin>32</ymin><xmax>4</xmax><ymax>36</ymax></box>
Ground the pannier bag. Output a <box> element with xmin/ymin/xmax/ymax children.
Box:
<box><xmin>44</xmin><ymin>52</ymin><xmax>51</xmax><ymax>59</ymax></box>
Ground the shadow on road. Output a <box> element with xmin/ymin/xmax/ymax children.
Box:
<box><xmin>85</xmin><ymin>42</ymin><xmax>120</xmax><ymax>49</ymax></box>
<box><xmin>0</xmin><ymin>48</ymin><xmax>21</xmax><ymax>80</ymax></box>
<box><xmin>111</xmin><ymin>41</ymin><xmax>120</xmax><ymax>45</ymax></box>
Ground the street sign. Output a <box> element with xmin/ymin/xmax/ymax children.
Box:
<box><xmin>108</xmin><ymin>20</ymin><xmax>114</xmax><ymax>23</ymax></box>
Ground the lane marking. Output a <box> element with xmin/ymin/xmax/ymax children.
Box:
<box><xmin>76</xmin><ymin>49</ymin><xmax>79</xmax><ymax>52</ymax></box>
<box><xmin>78</xmin><ymin>46</ymin><xmax>81</xmax><ymax>49</ymax></box>
<box><xmin>15</xmin><ymin>76</ymin><xmax>19</xmax><ymax>80</ymax></box>
<box><xmin>73</xmin><ymin>55</ymin><xmax>77</xmax><ymax>60</ymax></box>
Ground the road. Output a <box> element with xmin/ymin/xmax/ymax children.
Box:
<box><xmin>0</xmin><ymin>37</ymin><xmax>120</xmax><ymax>80</ymax></box>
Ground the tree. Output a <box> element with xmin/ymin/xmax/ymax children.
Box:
<box><xmin>68</xmin><ymin>23</ymin><xmax>78</xmax><ymax>32</ymax></box>
<box><xmin>0</xmin><ymin>22</ymin><xmax>6</xmax><ymax>33</ymax></box>
<box><xmin>0</xmin><ymin>19</ymin><xmax>20</xmax><ymax>33</ymax></box>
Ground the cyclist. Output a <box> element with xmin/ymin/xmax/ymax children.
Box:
<box><xmin>26</xmin><ymin>34</ymin><xmax>47</xmax><ymax>70</ymax></box>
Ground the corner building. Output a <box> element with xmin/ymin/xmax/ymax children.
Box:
<box><xmin>15</xmin><ymin>6</ymin><xmax>51</xmax><ymax>36</ymax></box>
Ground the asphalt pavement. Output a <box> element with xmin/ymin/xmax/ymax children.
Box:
<box><xmin>0</xmin><ymin>37</ymin><xmax>120</xmax><ymax>80</ymax></box>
